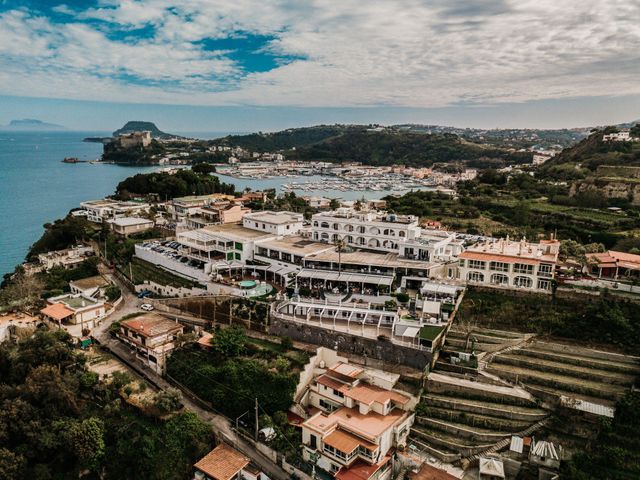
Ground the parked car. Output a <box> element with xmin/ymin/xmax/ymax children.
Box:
<box><xmin>137</xmin><ymin>290</ymin><xmax>152</xmax><ymax>299</ymax></box>
<box><xmin>140</xmin><ymin>303</ymin><xmax>154</xmax><ymax>311</ymax></box>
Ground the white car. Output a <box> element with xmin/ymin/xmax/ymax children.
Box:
<box><xmin>140</xmin><ymin>303</ymin><xmax>154</xmax><ymax>311</ymax></box>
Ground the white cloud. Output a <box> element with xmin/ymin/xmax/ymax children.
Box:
<box><xmin>0</xmin><ymin>0</ymin><xmax>639</xmax><ymax>108</ymax></box>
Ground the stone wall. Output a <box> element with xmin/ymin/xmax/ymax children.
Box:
<box><xmin>268</xmin><ymin>316</ymin><xmax>432</xmax><ymax>370</ymax></box>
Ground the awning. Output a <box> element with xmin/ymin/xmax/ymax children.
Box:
<box><xmin>296</xmin><ymin>269</ymin><xmax>393</xmax><ymax>286</ymax></box>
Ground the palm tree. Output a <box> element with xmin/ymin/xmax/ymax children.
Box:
<box><xmin>334</xmin><ymin>237</ymin><xmax>346</xmax><ymax>273</ymax></box>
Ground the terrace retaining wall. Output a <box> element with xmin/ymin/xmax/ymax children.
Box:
<box><xmin>268</xmin><ymin>316</ymin><xmax>432</xmax><ymax>370</ymax></box>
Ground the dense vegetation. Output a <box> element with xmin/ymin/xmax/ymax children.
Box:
<box><xmin>0</xmin><ymin>329</ymin><xmax>212</xmax><ymax>479</ymax></box>
<box><xmin>211</xmin><ymin>125</ymin><xmax>347</xmax><ymax>151</ymax></box>
<box><xmin>112</xmin><ymin>121</ymin><xmax>180</xmax><ymax>139</ymax></box>
<box><xmin>459</xmin><ymin>287</ymin><xmax>640</xmax><ymax>352</ymax></box>
<box><xmin>563</xmin><ymin>392</ymin><xmax>640</xmax><ymax>479</ymax></box>
<box><xmin>166</xmin><ymin>327</ymin><xmax>301</xmax><ymax>419</ymax></box>
<box><xmin>28</xmin><ymin>215</ymin><xmax>93</xmax><ymax>259</ymax></box>
<box><xmin>115</xmin><ymin>169</ymin><xmax>235</xmax><ymax>199</ymax></box>
<box><xmin>102</xmin><ymin>138</ymin><xmax>167</xmax><ymax>164</ymax></box>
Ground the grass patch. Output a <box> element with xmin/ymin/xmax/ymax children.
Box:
<box><xmin>125</xmin><ymin>257</ymin><xmax>201</xmax><ymax>288</ymax></box>
<box><xmin>420</xmin><ymin>325</ymin><xmax>445</xmax><ymax>341</ymax></box>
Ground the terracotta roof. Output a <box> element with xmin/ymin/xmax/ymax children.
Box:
<box><xmin>304</xmin><ymin>407</ymin><xmax>407</xmax><ymax>441</ymax></box>
<box><xmin>41</xmin><ymin>303</ymin><xmax>74</xmax><ymax>321</ymax></box>
<box><xmin>324</xmin><ymin>429</ymin><xmax>377</xmax><ymax>453</ymax></box>
<box><xmin>407</xmin><ymin>463</ymin><xmax>458</xmax><ymax>480</ymax></box>
<box><xmin>345</xmin><ymin>382</ymin><xmax>410</xmax><ymax>407</ymax></box>
<box><xmin>121</xmin><ymin>313</ymin><xmax>182</xmax><ymax>338</ymax></box>
<box><xmin>317</xmin><ymin>374</ymin><xmax>349</xmax><ymax>393</ymax></box>
<box><xmin>335</xmin><ymin>456</ymin><xmax>391</xmax><ymax>480</ymax></box>
<box><xmin>194</xmin><ymin>444</ymin><xmax>249</xmax><ymax>480</ymax></box>
<box><xmin>329</xmin><ymin>362</ymin><xmax>364</xmax><ymax>378</ymax></box>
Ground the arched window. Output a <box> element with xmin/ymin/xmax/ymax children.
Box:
<box><xmin>467</xmin><ymin>271</ymin><xmax>484</xmax><ymax>282</ymax></box>
<box><xmin>345</xmin><ymin>235</ymin><xmax>354</xmax><ymax>244</ymax></box>
<box><xmin>313</xmin><ymin>232</ymin><xmax>318</xmax><ymax>240</ymax></box>
<box><xmin>313</xmin><ymin>221</ymin><xmax>319</xmax><ymax>227</ymax></box>
<box><xmin>332</xmin><ymin>234</ymin><xmax>339</xmax><ymax>242</ymax></box>
<box><xmin>490</xmin><ymin>273</ymin><xmax>509</xmax><ymax>285</ymax></box>
<box><xmin>321</xmin><ymin>232</ymin><xmax>329</xmax><ymax>241</ymax></box>
<box><xmin>369</xmin><ymin>227</ymin><xmax>380</xmax><ymax>235</ymax></box>
<box><xmin>357</xmin><ymin>226</ymin><xmax>366</xmax><ymax>234</ymax></box>
<box><xmin>320</xmin><ymin>222</ymin><xmax>330</xmax><ymax>228</ymax></box>
<box><xmin>356</xmin><ymin>237</ymin><xmax>366</xmax><ymax>245</ymax></box>
<box><xmin>346</xmin><ymin>225</ymin><xmax>354</xmax><ymax>232</ymax></box>
<box><xmin>332</xmin><ymin>223</ymin><xmax>339</xmax><ymax>230</ymax></box>
<box><xmin>398</xmin><ymin>231</ymin><xmax>406</xmax><ymax>237</ymax></box>
<box><xmin>514</xmin><ymin>276</ymin><xmax>533</xmax><ymax>288</ymax></box>
<box><xmin>368</xmin><ymin>238</ymin><xmax>380</xmax><ymax>248</ymax></box>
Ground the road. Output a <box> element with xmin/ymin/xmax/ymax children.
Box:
<box><xmin>94</xmin><ymin>270</ymin><xmax>289</xmax><ymax>480</ymax></box>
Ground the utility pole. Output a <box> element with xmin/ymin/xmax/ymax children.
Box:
<box><xmin>254</xmin><ymin>398</ymin><xmax>259</xmax><ymax>441</ymax></box>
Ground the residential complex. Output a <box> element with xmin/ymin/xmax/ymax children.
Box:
<box><xmin>586</xmin><ymin>250</ymin><xmax>640</xmax><ymax>280</ymax></box>
<box><xmin>110</xmin><ymin>216</ymin><xmax>154</xmax><ymax>236</ymax></box>
<box><xmin>40</xmin><ymin>293</ymin><xmax>106</xmax><ymax>330</ymax></box>
<box><xmin>298</xmin><ymin>355</ymin><xmax>416</xmax><ymax>480</ymax></box>
<box><xmin>80</xmin><ymin>199</ymin><xmax>150</xmax><ymax>223</ymax></box>
<box><xmin>193</xmin><ymin>443</ymin><xmax>269</xmax><ymax>480</ymax></box>
<box><xmin>458</xmin><ymin>237</ymin><xmax>560</xmax><ymax>292</ymax></box>
<box><xmin>115</xmin><ymin>313</ymin><xmax>183</xmax><ymax>373</ymax></box>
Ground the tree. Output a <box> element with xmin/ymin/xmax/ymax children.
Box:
<box><xmin>329</xmin><ymin>198</ymin><xmax>340</xmax><ymax>210</ymax></box>
<box><xmin>105</xmin><ymin>285</ymin><xmax>121</xmax><ymax>302</ymax></box>
<box><xmin>212</xmin><ymin>326</ymin><xmax>247</xmax><ymax>358</ymax></box>
<box><xmin>62</xmin><ymin>417</ymin><xmax>105</xmax><ymax>471</ymax></box>
<box><xmin>192</xmin><ymin>163</ymin><xmax>216</xmax><ymax>175</ymax></box>
<box><xmin>152</xmin><ymin>388</ymin><xmax>183</xmax><ymax>415</ymax></box>
<box><xmin>333</xmin><ymin>237</ymin><xmax>347</xmax><ymax>273</ymax></box>
<box><xmin>0</xmin><ymin>448</ymin><xmax>25</xmax><ymax>480</ymax></box>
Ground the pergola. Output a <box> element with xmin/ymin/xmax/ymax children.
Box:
<box><xmin>295</xmin><ymin>269</ymin><xmax>393</xmax><ymax>291</ymax></box>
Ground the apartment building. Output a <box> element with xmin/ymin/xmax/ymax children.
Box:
<box><xmin>168</xmin><ymin>194</ymin><xmax>236</xmax><ymax>221</ymax></box>
<box><xmin>37</xmin><ymin>245</ymin><xmax>94</xmax><ymax>271</ymax></box>
<box><xmin>116</xmin><ymin>313</ymin><xmax>183</xmax><ymax>373</ymax></box>
<box><xmin>312</xmin><ymin>209</ymin><xmax>420</xmax><ymax>253</ymax></box>
<box><xmin>242</xmin><ymin>210</ymin><xmax>304</xmax><ymax>236</ymax></box>
<box><xmin>80</xmin><ymin>199</ymin><xmax>150</xmax><ymax>223</ymax></box>
<box><xmin>301</xmin><ymin>362</ymin><xmax>415</xmax><ymax>480</ymax></box>
<box><xmin>110</xmin><ymin>216</ymin><xmax>154</xmax><ymax>236</ymax></box>
<box><xmin>458</xmin><ymin>237</ymin><xmax>560</xmax><ymax>292</ymax></box>
<box><xmin>185</xmin><ymin>203</ymin><xmax>251</xmax><ymax>230</ymax></box>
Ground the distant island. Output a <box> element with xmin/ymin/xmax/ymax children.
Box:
<box><xmin>1</xmin><ymin>118</ymin><xmax>66</xmax><ymax>131</ymax></box>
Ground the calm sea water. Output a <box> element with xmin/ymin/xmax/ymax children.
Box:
<box><xmin>0</xmin><ymin>131</ymin><xmax>162</xmax><ymax>276</ymax></box>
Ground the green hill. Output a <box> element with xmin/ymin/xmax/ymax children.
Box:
<box><xmin>213</xmin><ymin>125</ymin><xmax>531</xmax><ymax>167</ymax></box>
<box><xmin>113</xmin><ymin>121</ymin><xmax>181</xmax><ymax>139</ymax></box>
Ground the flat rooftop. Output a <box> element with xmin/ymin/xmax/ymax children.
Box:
<box><xmin>461</xmin><ymin>238</ymin><xmax>559</xmax><ymax>263</ymax></box>
<box><xmin>257</xmin><ymin>236</ymin><xmax>334</xmax><ymax>256</ymax></box>
<box><xmin>121</xmin><ymin>313</ymin><xmax>182</xmax><ymax>338</ymax></box>
<box><xmin>243</xmin><ymin>210</ymin><xmax>302</xmax><ymax>224</ymax></box>
<box><xmin>191</xmin><ymin>223</ymin><xmax>274</xmax><ymax>241</ymax></box>
<box><xmin>112</xmin><ymin>217</ymin><xmax>154</xmax><ymax>227</ymax></box>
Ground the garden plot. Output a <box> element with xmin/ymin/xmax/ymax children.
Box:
<box><xmin>444</xmin><ymin>326</ymin><xmax>528</xmax><ymax>353</ymax></box>
<box><xmin>409</xmin><ymin>372</ymin><xmax>549</xmax><ymax>462</ymax></box>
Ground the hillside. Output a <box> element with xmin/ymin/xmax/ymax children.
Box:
<box><xmin>539</xmin><ymin>125</ymin><xmax>640</xmax><ymax>180</ymax></box>
<box><xmin>213</xmin><ymin>125</ymin><xmax>532</xmax><ymax>167</ymax></box>
<box><xmin>113</xmin><ymin>121</ymin><xmax>181</xmax><ymax>139</ymax></box>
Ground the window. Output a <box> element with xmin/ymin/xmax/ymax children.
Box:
<box><xmin>319</xmin><ymin>399</ymin><xmax>339</xmax><ymax>412</ymax></box>
<box><xmin>235</xmin><ymin>242</ymin><xmax>243</xmax><ymax>251</ymax></box>
<box><xmin>468</xmin><ymin>260</ymin><xmax>486</xmax><ymax>270</ymax></box>
<box><xmin>467</xmin><ymin>271</ymin><xmax>484</xmax><ymax>282</ymax></box>
<box><xmin>357</xmin><ymin>226</ymin><xmax>366</xmax><ymax>233</ymax></box>
<box><xmin>538</xmin><ymin>263</ymin><xmax>553</xmax><ymax>277</ymax></box>
<box><xmin>313</xmin><ymin>221</ymin><xmax>319</xmax><ymax>227</ymax></box>
<box><xmin>514</xmin><ymin>276</ymin><xmax>533</xmax><ymax>288</ymax></box>
<box><xmin>490</xmin><ymin>273</ymin><xmax>508</xmax><ymax>285</ymax></box>
<box><xmin>537</xmin><ymin>279</ymin><xmax>551</xmax><ymax>290</ymax></box>
<box><xmin>514</xmin><ymin>263</ymin><xmax>534</xmax><ymax>274</ymax></box>
<box><xmin>309</xmin><ymin>434</ymin><xmax>317</xmax><ymax>449</ymax></box>
<box><xmin>321</xmin><ymin>222</ymin><xmax>330</xmax><ymax>228</ymax></box>
<box><xmin>490</xmin><ymin>261</ymin><xmax>508</xmax><ymax>272</ymax></box>
<box><xmin>333</xmin><ymin>388</ymin><xmax>345</xmax><ymax>398</ymax></box>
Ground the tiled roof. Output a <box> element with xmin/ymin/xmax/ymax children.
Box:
<box><xmin>122</xmin><ymin>313</ymin><xmax>182</xmax><ymax>338</ymax></box>
<box><xmin>194</xmin><ymin>443</ymin><xmax>249</xmax><ymax>480</ymax></box>
<box><xmin>335</xmin><ymin>456</ymin><xmax>390</xmax><ymax>480</ymax></box>
<box><xmin>345</xmin><ymin>382</ymin><xmax>410</xmax><ymax>407</ymax></box>
<box><xmin>407</xmin><ymin>463</ymin><xmax>458</xmax><ymax>480</ymax></box>
<box><xmin>41</xmin><ymin>303</ymin><xmax>74</xmax><ymax>321</ymax></box>
<box><xmin>324</xmin><ymin>429</ymin><xmax>377</xmax><ymax>454</ymax></box>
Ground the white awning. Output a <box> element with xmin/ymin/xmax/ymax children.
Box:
<box><xmin>296</xmin><ymin>269</ymin><xmax>393</xmax><ymax>286</ymax></box>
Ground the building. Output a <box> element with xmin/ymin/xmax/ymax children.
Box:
<box><xmin>110</xmin><ymin>216</ymin><xmax>155</xmax><ymax>236</ymax></box>
<box><xmin>116</xmin><ymin>313</ymin><xmax>183</xmax><ymax>373</ymax></box>
<box><xmin>529</xmin><ymin>440</ymin><xmax>561</xmax><ymax>471</ymax></box>
<box><xmin>300</xmin><ymin>361</ymin><xmax>415</xmax><ymax>480</ymax></box>
<box><xmin>41</xmin><ymin>294</ymin><xmax>106</xmax><ymax>330</ymax></box>
<box><xmin>37</xmin><ymin>245</ymin><xmax>94</xmax><ymax>271</ymax></box>
<box><xmin>478</xmin><ymin>457</ymin><xmax>505</xmax><ymax>480</ymax></box>
<box><xmin>193</xmin><ymin>443</ymin><xmax>268</xmax><ymax>480</ymax></box>
<box><xmin>80</xmin><ymin>199</ymin><xmax>150</xmax><ymax>223</ymax></box>
<box><xmin>602</xmin><ymin>129</ymin><xmax>638</xmax><ymax>142</ymax></box>
<box><xmin>585</xmin><ymin>250</ymin><xmax>640</xmax><ymax>280</ymax></box>
<box><xmin>169</xmin><ymin>194</ymin><xmax>236</xmax><ymax>221</ymax></box>
<box><xmin>116</xmin><ymin>130</ymin><xmax>152</xmax><ymax>148</ymax></box>
<box><xmin>185</xmin><ymin>202</ymin><xmax>251</xmax><ymax>230</ymax></box>
<box><xmin>69</xmin><ymin>275</ymin><xmax>111</xmax><ymax>298</ymax></box>
<box><xmin>242</xmin><ymin>211</ymin><xmax>304</xmax><ymax>236</ymax></box>
<box><xmin>458</xmin><ymin>237</ymin><xmax>560</xmax><ymax>292</ymax></box>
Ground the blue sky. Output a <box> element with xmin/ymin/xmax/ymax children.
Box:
<box><xmin>0</xmin><ymin>0</ymin><xmax>639</xmax><ymax>130</ymax></box>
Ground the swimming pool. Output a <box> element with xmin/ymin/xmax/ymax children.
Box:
<box><xmin>248</xmin><ymin>284</ymin><xmax>274</xmax><ymax>297</ymax></box>
<box><xmin>239</xmin><ymin>280</ymin><xmax>257</xmax><ymax>289</ymax></box>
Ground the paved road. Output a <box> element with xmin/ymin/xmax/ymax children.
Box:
<box><xmin>94</xmin><ymin>271</ymin><xmax>289</xmax><ymax>480</ymax></box>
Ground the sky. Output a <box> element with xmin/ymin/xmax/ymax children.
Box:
<box><xmin>0</xmin><ymin>0</ymin><xmax>639</xmax><ymax>131</ymax></box>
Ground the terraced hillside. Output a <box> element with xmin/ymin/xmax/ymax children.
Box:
<box><xmin>410</xmin><ymin>373</ymin><xmax>549</xmax><ymax>463</ymax></box>
<box><xmin>444</xmin><ymin>326</ymin><xmax>530</xmax><ymax>354</ymax></box>
<box><xmin>487</xmin><ymin>341</ymin><xmax>640</xmax><ymax>407</ymax></box>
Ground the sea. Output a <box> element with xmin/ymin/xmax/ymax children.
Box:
<box><xmin>0</xmin><ymin>130</ymin><xmax>408</xmax><ymax>277</ymax></box>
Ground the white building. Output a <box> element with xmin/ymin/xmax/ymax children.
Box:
<box><xmin>242</xmin><ymin>210</ymin><xmax>304</xmax><ymax>236</ymax></box>
<box><xmin>301</xmin><ymin>361</ymin><xmax>415</xmax><ymax>480</ymax></box>
<box><xmin>458</xmin><ymin>237</ymin><xmax>560</xmax><ymax>292</ymax></box>
<box><xmin>602</xmin><ymin>129</ymin><xmax>637</xmax><ymax>142</ymax></box>
<box><xmin>80</xmin><ymin>199</ymin><xmax>150</xmax><ymax>223</ymax></box>
<box><xmin>110</xmin><ymin>216</ymin><xmax>154</xmax><ymax>236</ymax></box>
<box><xmin>37</xmin><ymin>245</ymin><xmax>94</xmax><ymax>271</ymax></box>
